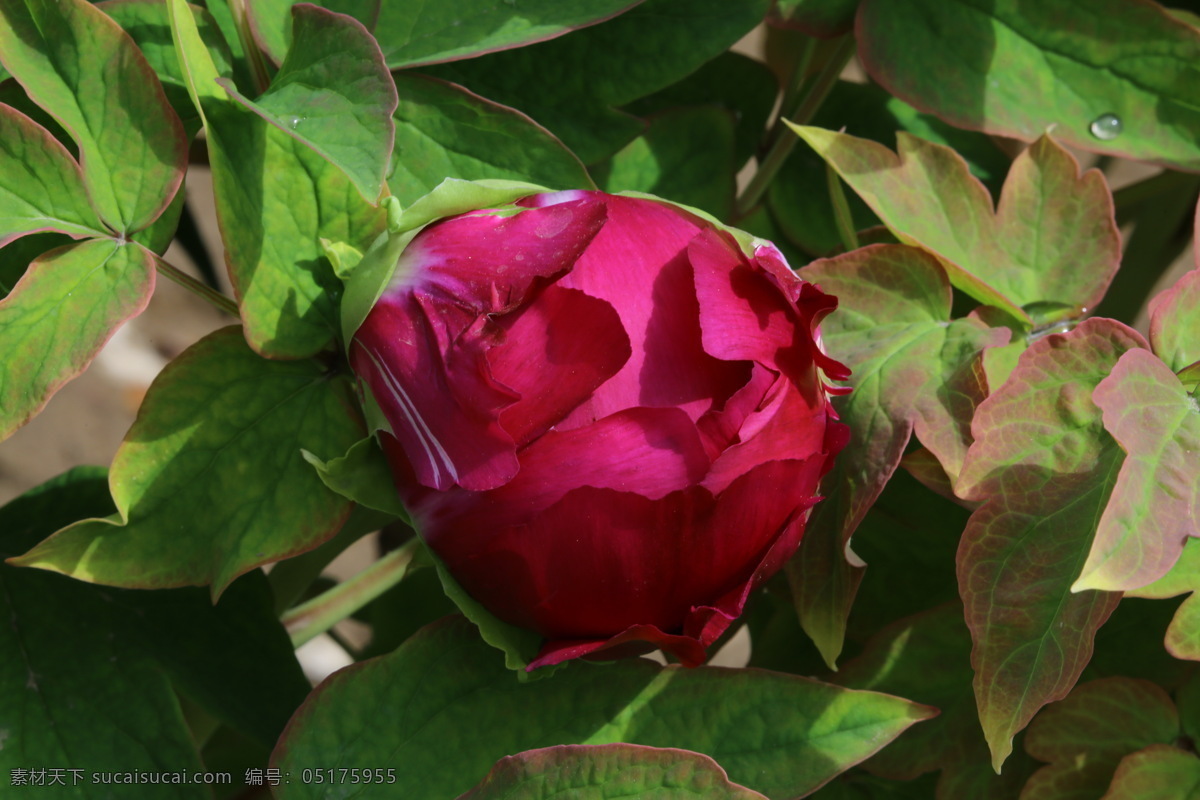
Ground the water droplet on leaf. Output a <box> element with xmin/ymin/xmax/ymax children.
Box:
<box><xmin>1089</xmin><ymin>113</ymin><xmax>1122</xmax><ymax>141</ymax></box>
<box><xmin>289</xmin><ymin>116</ymin><xmax>303</xmax><ymax>129</ymax></box>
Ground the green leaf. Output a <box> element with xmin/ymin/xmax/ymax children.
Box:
<box><xmin>955</xmin><ymin>318</ymin><xmax>1147</xmax><ymax>771</ymax></box>
<box><xmin>2</xmin><ymin>469</ymin><xmax>308</xmax><ymax>758</ymax></box>
<box><xmin>222</xmin><ymin>4</ymin><xmax>396</xmax><ymax>202</ymax></box>
<box><xmin>769</xmin><ymin>0</ymin><xmax>857</xmax><ymax>37</ymax></box>
<box><xmin>272</xmin><ymin>616</ymin><xmax>936</xmax><ymax>800</ymax></box>
<box><xmin>622</xmin><ymin>51</ymin><xmax>778</xmax><ymax>169</ymax></box>
<box><xmin>169</xmin><ymin>0</ymin><xmax>386</xmax><ymax>357</ymax></box>
<box><xmin>98</xmin><ymin>0</ymin><xmax>235</xmax><ymax>138</ymax></box>
<box><xmin>0</xmin><ymin>0</ymin><xmax>185</xmax><ymax>232</ymax></box>
<box><xmin>248</xmin><ymin>0</ymin><xmax>645</xmax><ymax>69</ymax></box>
<box><xmin>1127</xmin><ymin>539</ymin><xmax>1200</xmax><ymax>662</ymax></box>
<box><xmin>9</xmin><ymin>326</ymin><xmax>363</xmax><ymax>597</ymax></box>
<box><xmin>0</xmin><ymin>470</ymin><xmax>205</xmax><ymax>791</ymax></box>
<box><xmin>388</xmin><ymin>73</ymin><xmax>593</xmax><ymax>207</ymax></box>
<box><xmin>461</xmin><ymin>744</ymin><xmax>768</xmax><ymax>800</ymax></box>
<box><xmin>1073</xmin><ymin>349</ymin><xmax>1200</xmax><ymax>592</ymax></box>
<box><xmin>0</xmin><ymin>104</ymin><xmax>104</xmax><ymax>244</ymax></box>
<box><xmin>424</xmin><ymin>545</ymin><xmax>552</xmax><ymax>679</ymax></box>
<box><xmin>0</xmin><ymin>239</ymin><xmax>153</xmax><ymax>442</ymax></box>
<box><xmin>833</xmin><ymin>605</ymin><xmax>976</xmax><ymax>783</ymax></box>
<box><xmin>302</xmin><ymin>435</ymin><xmax>407</xmax><ymax>519</ymax></box>
<box><xmin>787</xmin><ymin>244</ymin><xmax>1006</xmax><ymax>667</ymax></box>
<box><xmin>0</xmin><ymin>230</ymin><xmax>70</xmax><ymax>299</ymax></box>
<box><xmin>598</xmin><ymin>106</ymin><xmax>736</xmax><ymax>219</ymax></box>
<box><xmin>424</xmin><ymin>0</ymin><xmax>771</xmax><ymax>164</ymax></box>
<box><xmin>1022</xmin><ymin>677</ymin><xmax>1180</xmax><ymax>799</ymax></box>
<box><xmin>857</xmin><ymin>0</ymin><xmax>1200</xmax><ymax>172</ymax></box>
<box><xmin>1149</xmin><ymin>267</ymin><xmax>1200</xmax><ymax>375</ymax></box>
<box><xmin>791</xmin><ymin>126</ymin><xmax>1120</xmax><ymax>322</ymax></box>
<box><xmin>1102</xmin><ymin>745</ymin><xmax>1200</xmax><ymax>799</ymax></box>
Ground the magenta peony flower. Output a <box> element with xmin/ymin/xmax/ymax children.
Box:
<box><xmin>350</xmin><ymin>189</ymin><xmax>848</xmax><ymax>670</ymax></box>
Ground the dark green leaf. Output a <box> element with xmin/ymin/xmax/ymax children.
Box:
<box><xmin>0</xmin><ymin>0</ymin><xmax>186</xmax><ymax>232</ymax></box>
<box><xmin>272</xmin><ymin>616</ymin><xmax>935</xmax><ymax>800</ymax></box>
<box><xmin>0</xmin><ymin>231</ymin><xmax>70</xmax><ymax>299</ymax></box>
<box><xmin>1126</xmin><ymin>538</ymin><xmax>1200</xmax><ymax>663</ymax></box>
<box><xmin>388</xmin><ymin>73</ymin><xmax>593</xmax><ymax>207</ymax></box>
<box><xmin>858</xmin><ymin>0</ymin><xmax>1200</xmax><ymax>171</ymax></box>
<box><xmin>223</xmin><ymin>4</ymin><xmax>397</xmax><ymax>202</ymax></box>
<box><xmin>10</xmin><ymin>327</ymin><xmax>363</xmax><ymax>597</ymax></box>
<box><xmin>0</xmin><ymin>239</ymin><xmax>154</xmax><ymax>442</ymax></box>
<box><xmin>423</xmin><ymin>0</ymin><xmax>771</xmax><ymax>164</ymax></box>
<box><xmin>598</xmin><ymin>106</ymin><xmax>736</xmax><ymax>219</ymax></box>
<box><xmin>461</xmin><ymin>744</ymin><xmax>768</xmax><ymax>800</ymax></box>
<box><xmin>0</xmin><ymin>471</ymin><xmax>205</xmax><ymax>794</ymax></box>
<box><xmin>623</xmin><ymin>52</ymin><xmax>778</xmax><ymax>168</ymax></box>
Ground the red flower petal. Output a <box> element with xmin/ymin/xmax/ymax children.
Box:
<box><xmin>489</xmin><ymin>284</ymin><xmax>631</xmax><ymax>449</ymax></box>
<box><xmin>352</xmin><ymin>199</ymin><xmax>608</xmax><ymax>491</ymax></box>
<box><xmin>555</xmin><ymin>195</ymin><xmax>749</xmax><ymax>428</ymax></box>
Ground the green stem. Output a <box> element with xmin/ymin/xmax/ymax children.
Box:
<box><xmin>826</xmin><ymin>160</ymin><xmax>860</xmax><ymax>253</ymax></box>
<box><xmin>152</xmin><ymin>255</ymin><xmax>239</xmax><ymax>317</ymax></box>
<box><xmin>283</xmin><ymin>537</ymin><xmax>423</xmax><ymax>648</ymax></box>
<box><xmin>269</xmin><ymin>505</ymin><xmax>399</xmax><ymax>615</ymax></box>
<box><xmin>734</xmin><ymin>35</ymin><xmax>856</xmax><ymax>219</ymax></box>
<box><xmin>226</xmin><ymin>0</ymin><xmax>271</xmax><ymax>95</ymax></box>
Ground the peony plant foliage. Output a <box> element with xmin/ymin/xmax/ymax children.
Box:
<box><xmin>0</xmin><ymin>0</ymin><xmax>1199</xmax><ymax>797</ymax></box>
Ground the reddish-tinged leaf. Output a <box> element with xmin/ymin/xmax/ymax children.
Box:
<box><xmin>0</xmin><ymin>103</ymin><xmax>104</xmax><ymax>245</ymax></box>
<box><xmin>956</xmin><ymin>318</ymin><xmax>1146</xmax><ymax>771</ymax></box>
<box><xmin>0</xmin><ymin>239</ymin><xmax>154</xmax><ymax>442</ymax></box>
<box><xmin>0</xmin><ymin>0</ymin><xmax>185</xmax><ymax>232</ymax></box>
<box><xmin>1149</xmin><ymin>267</ymin><xmax>1200</xmax><ymax>375</ymax></box>
<box><xmin>790</xmin><ymin>127</ymin><xmax>1119</xmax><ymax>323</ymax></box>
<box><xmin>790</xmin><ymin>244</ymin><xmax>1006</xmax><ymax>667</ymax></box>
<box><xmin>857</xmin><ymin>0</ymin><xmax>1200</xmax><ymax>172</ymax></box>
<box><xmin>1100</xmin><ymin>745</ymin><xmax>1200</xmax><ymax>799</ymax></box>
<box><xmin>1127</xmin><ymin>539</ymin><xmax>1200</xmax><ymax>662</ymax></box>
<box><xmin>1022</xmin><ymin>677</ymin><xmax>1180</xmax><ymax>799</ymax></box>
<box><xmin>459</xmin><ymin>745</ymin><xmax>768</xmax><ymax>800</ymax></box>
<box><xmin>1072</xmin><ymin>349</ymin><xmax>1200</xmax><ymax>592</ymax></box>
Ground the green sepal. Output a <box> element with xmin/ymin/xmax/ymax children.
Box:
<box><xmin>301</xmin><ymin>436</ymin><xmax>408</xmax><ymax>521</ymax></box>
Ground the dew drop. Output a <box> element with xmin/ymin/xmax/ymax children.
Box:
<box><xmin>288</xmin><ymin>115</ymin><xmax>303</xmax><ymax>129</ymax></box>
<box><xmin>1089</xmin><ymin>113</ymin><xmax>1122</xmax><ymax>141</ymax></box>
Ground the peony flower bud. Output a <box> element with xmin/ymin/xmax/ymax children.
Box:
<box><xmin>350</xmin><ymin>189</ymin><xmax>849</xmax><ymax>670</ymax></box>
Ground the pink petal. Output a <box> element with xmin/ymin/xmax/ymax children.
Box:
<box><xmin>702</xmin><ymin>374</ymin><xmax>832</xmax><ymax>494</ymax></box>
<box><xmin>488</xmin><ymin>284</ymin><xmax>631</xmax><ymax>448</ymax></box>
<box><xmin>555</xmin><ymin>194</ymin><xmax>750</xmax><ymax>428</ymax></box>
<box><xmin>354</xmin><ymin>198</ymin><xmax>609</xmax><ymax>491</ymax></box>
<box><xmin>413</xmin><ymin>405</ymin><xmax>712</xmax><ymax>541</ymax></box>
<box><xmin>394</xmin><ymin>196</ymin><xmax>608</xmax><ymax>309</ymax></box>
<box><xmin>438</xmin><ymin>458</ymin><xmax>826</xmax><ymax>668</ymax></box>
